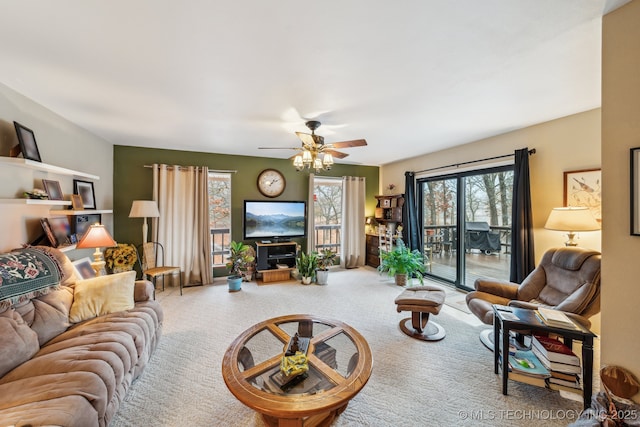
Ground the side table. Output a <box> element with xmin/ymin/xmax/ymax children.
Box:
<box><xmin>493</xmin><ymin>305</ymin><xmax>597</xmax><ymax>410</ymax></box>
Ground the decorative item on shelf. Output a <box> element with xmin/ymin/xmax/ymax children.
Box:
<box><xmin>385</xmin><ymin>183</ymin><xmax>396</xmax><ymax>195</ymax></box>
<box><xmin>73</xmin><ymin>179</ymin><xmax>96</xmax><ymax>210</ymax></box>
<box><xmin>296</xmin><ymin>250</ymin><xmax>318</xmax><ymax>285</ymax></box>
<box><xmin>544</xmin><ymin>207</ymin><xmax>600</xmax><ymax>246</ymax></box>
<box><xmin>12</xmin><ymin>121</ymin><xmax>42</xmax><ymax>162</ymax></box>
<box><xmin>47</xmin><ymin>217</ymin><xmax>72</xmax><ymax>247</ymax></box>
<box><xmin>104</xmin><ymin>243</ymin><xmax>138</xmax><ymax>274</ymax></box>
<box><xmin>70</xmin><ymin>194</ymin><xmax>84</xmax><ymax>210</ymax></box>
<box><xmin>128</xmin><ymin>200</ymin><xmax>160</xmax><ymax>244</ymax></box>
<box><xmin>24</xmin><ymin>189</ymin><xmax>48</xmax><ymax>200</ymax></box>
<box><xmin>315</xmin><ymin>248</ymin><xmax>336</xmax><ymax>286</ymax></box>
<box><xmin>378</xmin><ymin>237</ymin><xmax>426</xmax><ymax>286</ymax></box>
<box><xmin>42</xmin><ymin>179</ymin><xmax>63</xmax><ymax>201</ymax></box>
<box><xmin>75</xmin><ymin>223</ymin><xmax>117</xmax><ymax>276</ymax></box>
<box><xmin>225</xmin><ymin>241</ymin><xmax>255</xmax><ymax>292</ymax></box>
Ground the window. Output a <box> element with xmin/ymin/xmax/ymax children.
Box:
<box><xmin>313</xmin><ymin>177</ymin><xmax>342</xmax><ymax>255</ymax></box>
<box><xmin>208</xmin><ymin>172</ymin><xmax>231</xmax><ymax>266</ymax></box>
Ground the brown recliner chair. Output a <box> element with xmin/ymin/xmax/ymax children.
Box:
<box><xmin>466</xmin><ymin>247</ymin><xmax>601</xmax><ymax>328</ymax></box>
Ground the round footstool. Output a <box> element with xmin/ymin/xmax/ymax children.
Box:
<box><xmin>394</xmin><ymin>285</ymin><xmax>446</xmax><ymax>341</ymax></box>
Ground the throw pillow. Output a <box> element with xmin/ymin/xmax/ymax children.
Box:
<box><xmin>69</xmin><ymin>271</ymin><xmax>136</xmax><ymax>323</ymax></box>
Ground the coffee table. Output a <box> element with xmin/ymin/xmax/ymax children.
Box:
<box><xmin>222</xmin><ymin>314</ymin><xmax>373</xmax><ymax>427</ymax></box>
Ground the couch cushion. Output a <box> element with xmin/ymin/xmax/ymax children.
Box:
<box><xmin>0</xmin><ymin>308</ymin><xmax>39</xmax><ymax>377</ymax></box>
<box><xmin>69</xmin><ymin>271</ymin><xmax>136</xmax><ymax>323</ymax></box>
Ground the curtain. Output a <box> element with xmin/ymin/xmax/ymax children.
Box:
<box><xmin>340</xmin><ymin>176</ymin><xmax>366</xmax><ymax>269</ymax></box>
<box><xmin>152</xmin><ymin>164</ymin><xmax>213</xmax><ymax>286</ymax></box>
<box><xmin>402</xmin><ymin>171</ymin><xmax>422</xmax><ymax>252</ymax></box>
<box><xmin>510</xmin><ymin>149</ymin><xmax>535</xmax><ymax>283</ymax></box>
<box><xmin>306</xmin><ymin>173</ymin><xmax>316</xmax><ymax>253</ymax></box>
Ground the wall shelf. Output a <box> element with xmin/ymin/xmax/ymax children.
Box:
<box><xmin>0</xmin><ymin>198</ymin><xmax>72</xmax><ymax>206</ymax></box>
<box><xmin>49</xmin><ymin>209</ymin><xmax>113</xmax><ymax>216</ymax></box>
<box><xmin>0</xmin><ymin>157</ymin><xmax>100</xmax><ymax>180</ymax></box>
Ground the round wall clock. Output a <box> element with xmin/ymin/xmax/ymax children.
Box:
<box><xmin>257</xmin><ymin>168</ymin><xmax>286</xmax><ymax>198</ymax></box>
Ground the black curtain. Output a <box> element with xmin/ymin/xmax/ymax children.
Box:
<box><xmin>510</xmin><ymin>148</ymin><xmax>535</xmax><ymax>283</ymax></box>
<box><xmin>402</xmin><ymin>171</ymin><xmax>422</xmax><ymax>252</ymax></box>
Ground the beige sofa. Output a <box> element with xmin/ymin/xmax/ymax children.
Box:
<box><xmin>0</xmin><ymin>246</ymin><xmax>163</xmax><ymax>427</ymax></box>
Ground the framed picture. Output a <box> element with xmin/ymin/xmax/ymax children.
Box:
<box><xmin>13</xmin><ymin>121</ymin><xmax>42</xmax><ymax>162</ymax></box>
<box><xmin>72</xmin><ymin>213</ymin><xmax>102</xmax><ymax>239</ymax></box>
<box><xmin>70</xmin><ymin>194</ymin><xmax>84</xmax><ymax>210</ymax></box>
<box><xmin>631</xmin><ymin>148</ymin><xmax>640</xmax><ymax>235</ymax></box>
<box><xmin>563</xmin><ymin>168</ymin><xmax>601</xmax><ymax>222</ymax></box>
<box><xmin>40</xmin><ymin>218</ymin><xmax>58</xmax><ymax>248</ymax></box>
<box><xmin>72</xmin><ymin>257</ymin><xmax>96</xmax><ymax>280</ymax></box>
<box><xmin>42</xmin><ymin>179</ymin><xmax>64</xmax><ymax>201</ymax></box>
<box><xmin>73</xmin><ymin>180</ymin><xmax>96</xmax><ymax>209</ymax></box>
<box><xmin>48</xmin><ymin>216</ymin><xmax>71</xmax><ymax>247</ymax></box>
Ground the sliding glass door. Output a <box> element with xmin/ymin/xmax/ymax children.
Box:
<box><xmin>419</xmin><ymin>165</ymin><xmax>513</xmax><ymax>291</ymax></box>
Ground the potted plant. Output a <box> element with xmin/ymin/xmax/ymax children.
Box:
<box><xmin>226</xmin><ymin>241</ymin><xmax>255</xmax><ymax>292</ymax></box>
<box><xmin>296</xmin><ymin>250</ymin><xmax>318</xmax><ymax>285</ymax></box>
<box><xmin>378</xmin><ymin>238</ymin><xmax>426</xmax><ymax>286</ymax></box>
<box><xmin>315</xmin><ymin>248</ymin><xmax>336</xmax><ymax>286</ymax></box>
<box><xmin>240</xmin><ymin>245</ymin><xmax>256</xmax><ymax>282</ymax></box>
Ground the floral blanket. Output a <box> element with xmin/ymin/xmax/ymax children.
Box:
<box><xmin>0</xmin><ymin>248</ymin><xmax>62</xmax><ymax>310</ymax></box>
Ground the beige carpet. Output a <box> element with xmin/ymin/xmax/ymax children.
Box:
<box><xmin>110</xmin><ymin>266</ymin><xmax>596</xmax><ymax>426</ymax></box>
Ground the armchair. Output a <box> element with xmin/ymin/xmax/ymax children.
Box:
<box><xmin>466</xmin><ymin>247</ymin><xmax>601</xmax><ymax>329</ymax></box>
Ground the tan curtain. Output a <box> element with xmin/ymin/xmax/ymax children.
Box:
<box><xmin>306</xmin><ymin>173</ymin><xmax>316</xmax><ymax>253</ymax></box>
<box><xmin>152</xmin><ymin>164</ymin><xmax>213</xmax><ymax>285</ymax></box>
<box><xmin>340</xmin><ymin>176</ymin><xmax>366</xmax><ymax>268</ymax></box>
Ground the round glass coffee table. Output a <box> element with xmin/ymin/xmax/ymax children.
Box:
<box><xmin>222</xmin><ymin>314</ymin><xmax>373</xmax><ymax>427</ymax></box>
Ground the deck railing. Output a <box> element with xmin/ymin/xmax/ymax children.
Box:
<box><xmin>314</xmin><ymin>224</ymin><xmax>341</xmax><ymax>254</ymax></box>
<box><xmin>211</xmin><ymin>227</ymin><xmax>231</xmax><ymax>266</ymax></box>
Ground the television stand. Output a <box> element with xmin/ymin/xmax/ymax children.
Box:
<box><xmin>256</xmin><ymin>241</ymin><xmax>297</xmax><ymax>283</ymax></box>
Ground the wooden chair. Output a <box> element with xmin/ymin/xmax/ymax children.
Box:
<box><xmin>137</xmin><ymin>242</ymin><xmax>183</xmax><ymax>296</ymax></box>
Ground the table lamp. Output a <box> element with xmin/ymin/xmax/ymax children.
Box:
<box><xmin>544</xmin><ymin>207</ymin><xmax>600</xmax><ymax>246</ymax></box>
<box><xmin>129</xmin><ymin>200</ymin><xmax>160</xmax><ymax>244</ymax></box>
<box><xmin>76</xmin><ymin>223</ymin><xmax>117</xmax><ymax>275</ymax></box>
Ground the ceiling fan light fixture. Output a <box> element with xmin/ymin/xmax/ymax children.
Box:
<box><xmin>323</xmin><ymin>153</ymin><xmax>334</xmax><ymax>167</ymax></box>
<box><xmin>293</xmin><ymin>155</ymin><xmax>304</xmax><ymax>170</ymax></box>
<box><xmin>302</xmin><ymin>150</ymin><xmax>313</xmax><ymax>164</ymax></box>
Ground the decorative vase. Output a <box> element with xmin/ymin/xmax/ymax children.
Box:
<box><xmin>227</xmin><ymin>276</ymin><xmax>242</xmax><ymax>292</ymax></box>
<box><xmin>395</xmin><ymin>273</ymin><xmax>407</xmax><ymax>287</ymax></box>
<box><xmin>301</xmin><ymin>276</ymin><xmax>313</xmax><ymax>285</ymax></box>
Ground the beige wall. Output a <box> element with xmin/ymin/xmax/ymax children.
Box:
<box><xmin>382</xmin><ymin>108</ymin><xmax>602</xmax><ymax>260</ymax></box>
<box><xmin>602</xmin><ymin>0</ymin><xmax>640</xmax><ymax>402</ymax></box>
<box><xmin>0</xmin><ymin>82</ymin><xmax>113</xmax><ymax>257</ymax></box>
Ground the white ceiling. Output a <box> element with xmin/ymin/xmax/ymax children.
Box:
<box><xmin>0</xmin><ymin>0</ymin><xmax>631</xmax><ymax>167</ymax></box>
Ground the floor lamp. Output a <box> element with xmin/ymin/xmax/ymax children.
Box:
<box><xmin>129</xmin><ymin>200</ymin><xmax>160</xmax><ymax>244</ymax></box>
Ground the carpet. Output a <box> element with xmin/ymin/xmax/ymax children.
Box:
<box><xmin>111</xmin><ymin>266</ymin><xmax>595</xmax><ymax>426</ymax></box>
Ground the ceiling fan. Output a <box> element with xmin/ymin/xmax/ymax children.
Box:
<box><xmin>259</xmin><ymin>120</ymin><xmax>367</xmax><ymax>171</ymax></box>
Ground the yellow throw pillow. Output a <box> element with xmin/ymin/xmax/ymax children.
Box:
<box><xmin>69</xmin><ymin>271</ymin><xmax>136</xmax><ymax>323</ymax></box>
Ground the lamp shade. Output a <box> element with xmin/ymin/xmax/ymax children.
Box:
<box><xmin>76</xmin><ymin>224</ymin><xmax>117</xmax><ymax>249</ymax></box>
<box><xmin>544</xmin><ymin>207</ymin><xmax>600</xmax><ymax>232</ymax></box>
<box><xmin>129</xmin><ymin>200</ymin><xmax>160</xmax><ymax>218</ymax></box>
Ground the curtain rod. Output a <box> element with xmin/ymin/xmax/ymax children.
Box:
<box><xmin>144</xmin><ymin>164</ymin><xmax>237</xmax><ymax>173</ymax></box>
<box><xmin>413</xmin><ymin>148</ymin><xmax>536</xmax><ymax>174</ymax></box>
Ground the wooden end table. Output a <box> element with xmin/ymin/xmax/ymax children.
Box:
<box><xmin>222</xmin><ymin>314</ymin><xmax>373</xmax><ymax>427</ymax></box>
<box><xmin>493</xmin><ymin>306</ymin><xmax>597</xmax><ymax>410</ymax></box>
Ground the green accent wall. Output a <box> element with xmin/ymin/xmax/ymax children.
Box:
<box><xmin>113</xmin><ymin>145</ymin><xmax>379</xmax><ymax>249</ymax></box>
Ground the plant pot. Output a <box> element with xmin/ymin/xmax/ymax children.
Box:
<box><xmin>316</xmin><ymin>269</ymin><xmax>329</xmax><ymax>285</ymax></box>
<box><xmin>227</xmin><ymin>275</ymin><xmax>242</xmax><ymax>292</ymax></box>
<box><xmin>394</xmin><ymin>273</ymin><xmax>407</xmax><ymax>287</ymax></box>
<box><xmin>301</xmin><ymin>276</ymin><xmax>313</xmax><ymax>285</ymax></box>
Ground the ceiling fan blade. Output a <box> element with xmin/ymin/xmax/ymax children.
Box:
<box><xmin>258</xmin><ymin>147</ymin><xmax>300</xmax><ymax>150</ymax></box>
<box><xmin>325</xmin><ymin>149</ymin><xmax>349</xmax><ymax>159</ymax></box>
<box><xmin>330</xmin><ymin>139</ymin><xmax>367</xmax><ymax>149</ymax></box>
<box><xmin>295</xmin><ymin>132</ymin><xmax>316</xmax><ymax>148</ymax></box>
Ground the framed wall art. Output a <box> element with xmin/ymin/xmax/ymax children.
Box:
<box><xmin>73</xmin><ymin>180</ymin><xmax>96</xmax><ymax>210</ymax></box>
<box><xmin>72</xmin><ymin>257</ymin><xmax>96</xmax><ymax>279</ymax></box>
<box><xmin>563</xmin><ymin>168</ymin><xmax>601</xmax><ymax>222</ymax></box>
<box><xmin>631</xmin><ymin>148</ymin><xmax>640</xmax><ymax>235</ymax></box>
<box><xmin>40</xmin><ymin>218</ymin><xmax>58</xmax><ymax>248</ymax></box>
<box><xmin>42</xmin><ymin>179</ymin><xmax>63</xmax><ymax>201</ymax></box>
<box><xmin>13</xmin><ymin>121</ymin><xmax>42</xmax><ymax>162</ymax></box>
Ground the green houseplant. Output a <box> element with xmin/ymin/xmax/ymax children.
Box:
<box><xmin>315</xmin><ymin>248</ymin><xmax>336</xmax><ymax>286</ymax></box>
<box><xmin>226</xmin><ymin>241</ymin><xmax>255</xmax><ymax>291</ymax></box>
<box><xmin>296</xmin><ymin>250</ymin><xmax>318</xmax><ymax>285</ymax></box>
<box><xmin>378</xmin><ymin>238</ymin><xmax>426</xmax><ymax>286</ymax></box>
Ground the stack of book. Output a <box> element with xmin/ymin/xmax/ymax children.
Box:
<box><xmin>507</xmin><ymin>349</ymin><xmax>551</xmax><ymax>387</ymax></box>
<box><xmin>531</xmin><ymin>334</ymin><xmax>582</xmax><ymax>393</ymax></box>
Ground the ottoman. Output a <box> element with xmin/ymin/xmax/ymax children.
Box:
<box><xmin>394</xmin><ymin>285</ymin><xmax>446</xmax><ymax>341</ymax></box>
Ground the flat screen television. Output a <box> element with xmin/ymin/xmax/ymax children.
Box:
<box><xmin>243</xmin><ymin>200</ymin><xmax>306</xmax><ymax>240</ymax></box>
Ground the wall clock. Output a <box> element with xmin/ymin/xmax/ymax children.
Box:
<box><xmin>257</xmin><ymin>168</ymin><xmax>286</xmax><ymax>198</ymax></box>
